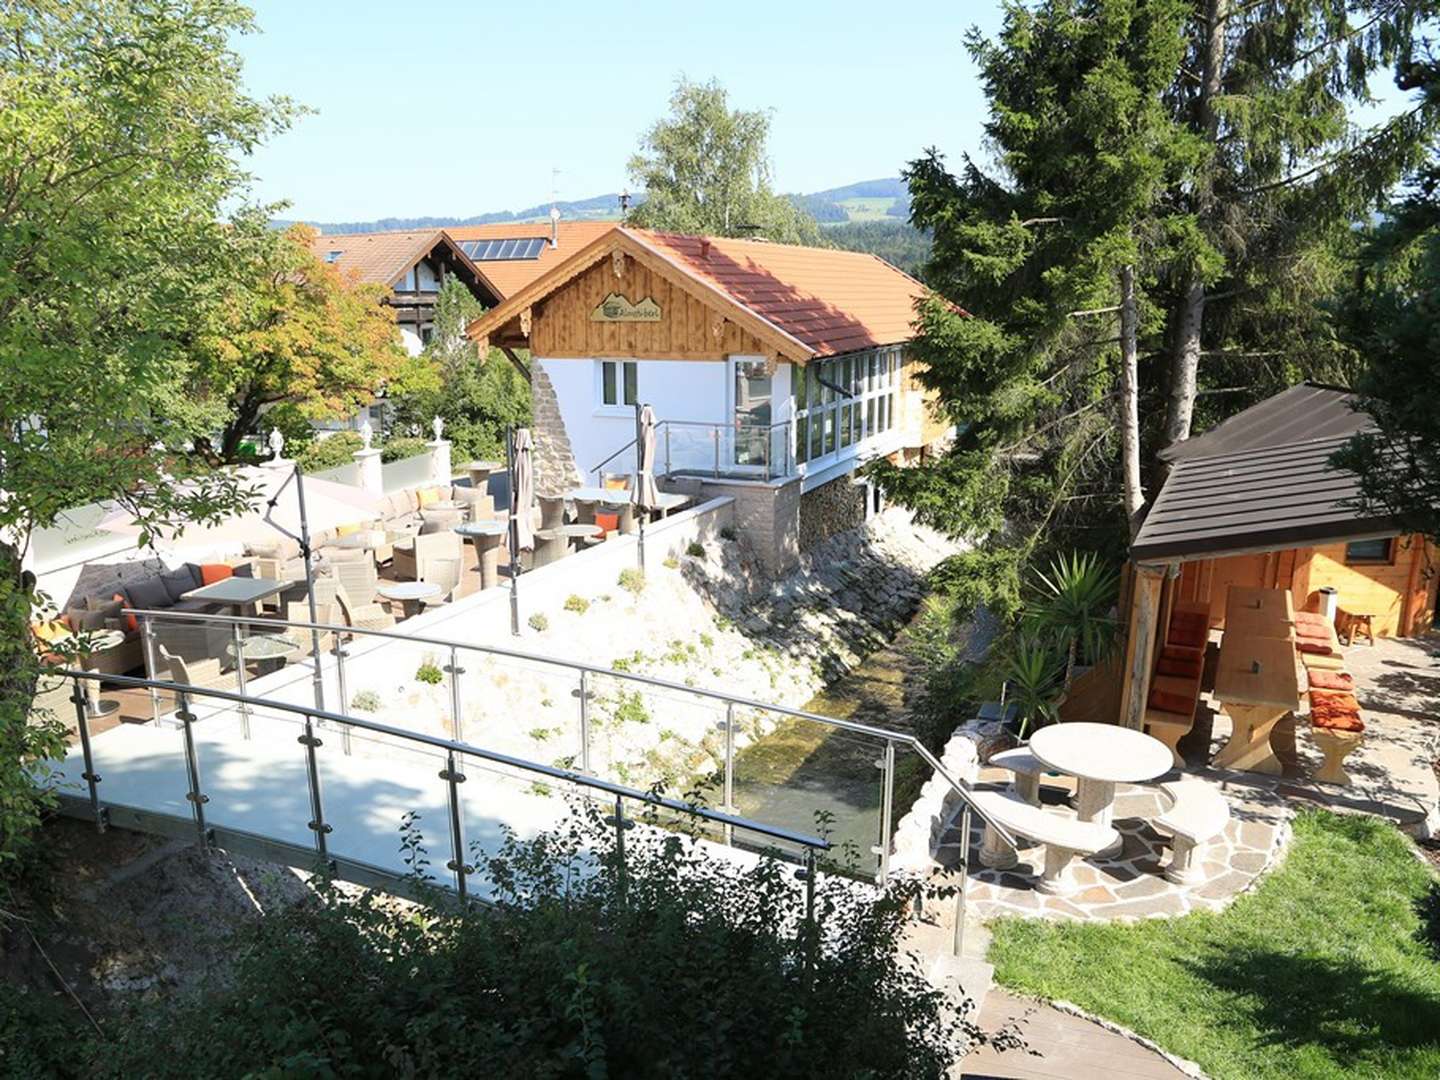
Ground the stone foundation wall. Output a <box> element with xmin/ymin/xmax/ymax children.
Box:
<box><xmin>530</xmin><ymin>365</ymin><xmax>581</xmax><ymax>496</ymax></box>
<box><xmin>662</xmin><ymin>476</ymin><xmax>802</xmax><ymax>575</ymax></box>
<box><xmin>799</xmin><ymin>474</ymin><xmax>868</xmax><ymax>552</ymax></box>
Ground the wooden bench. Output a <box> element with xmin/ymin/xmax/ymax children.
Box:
<box><xmin>1307</xmin><ymin>686</ymin><xmax>1366</xmax><ymax>786</ymax></box>
<box><xmin>1142</xmin><ymin>604</ymin><xmax>1209</xmax><ymax>766</ymax></box>
<box><xmin>971</xmin><ymin>787</ymin><xmax>1118</xmax><ymax>896</ymax></box>
<box><xmin>1154</xmin><ymin>780</ymin><xmax>1231</xmax><ymax>885</ymax></box>
<box><xmin>1144</xmin><ymin>669</ymin><xmax>1202</xmax><ymax>768</ymax></box>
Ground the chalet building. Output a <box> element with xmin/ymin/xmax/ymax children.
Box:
<box><xmin>1132</xmin><ymin>382</ymin><xmax>1437</xmax><ymax>641</ymax></box>
<box><xmin>308</xmin><ymin>229</ymin><xmax>501</xmax><ymax>354</ymax></box>
<box><xmin>466</xmin><ymin>225</ymin><xmax>953</xmax><ymax>572</ymax></box>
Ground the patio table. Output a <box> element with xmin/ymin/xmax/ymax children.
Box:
<box><xmin>556</xmin><ymin>522</ymin><xmax>602</xmax><ymax>552</ymax></box>
<box><xmin>225</xmin><ymin>632</ymin><xmax>298</xmax><ymax>676</ymax></box>
<box><xmin>1027</xmin><ymin>722</ymin><xmax>1173</xmax><ymax>852</ymax></box>
<box><xmin>454</xmin><ymin>520</ymin><xmax>507</xmax><ymax>589</ymax></box>
<box><xmin>181</xmin><ymin>576</ymin><xmax>293</xmax><ymax>616</ymax></box>
<box><xmin>464</xmin><ymin>460</ymin><xmax>503</xmax><ymax>490</ymax></box>
<box><xmin>1224</xmin><ymin>606</ymin><xmax>1295</xmax><ymax>641</ymax></box>
<box><xmin>1212</xmin><ymin>634</ymin><xmax>1300</xmax><ymax>775</ymax></box>
<box><xmin>1225</xmin><ymin>585</ymin><xmax>1294</xmax><ymax>625</ymax></box>
<box><xmin>377</xmin><ymin>581</ymin><xmax>442</xmax><ymax>619</ymax></box>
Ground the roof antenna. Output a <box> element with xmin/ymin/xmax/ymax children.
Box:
<box><xmin>549</xmin><ymin>167</ymin><xmax>561</xmax><ymax>248</ymax></box>
<box><xmin>619</xmin><ymin>188</ymin><xmax>631</xmax><ymax>214</ymax></box>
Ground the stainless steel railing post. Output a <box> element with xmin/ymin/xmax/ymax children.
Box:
<box><xmin>298</xmin><ymin>714</ymin><xmax>331</xmax><ymax>862</ymax></box>
<box><xmin>874</xmin><ymin>740</ymin><xmax>895</xmax><ymax>884</ymax></box>
<box><xmin>332</xmin><ymin>634</ymin><xmax>352</xmax><ymax>754</ymax></box>
<box><xmin>722</xmin><ymin>702</ymin><xmax>736</xmax><ymax>847</ymax></box>
<box><xmin>606</xmin><ymin>795</ymin><xmax>633</xmax><ymax>903</ymax></box>
<box><xmin>176</xmin><ymin>689</ymin><xmax>208</xmax><ymax>847</ymax></box>
<box><xmin>664</xmin><ymin>424</ymin><xmax>671</xmax><ymax>476</ymax></box>
<box><xmin>578</xmin><ymin>669</ymin><xmax>591</xmax><ymax>774</ymax></box>
<box><xmin>231</xmin><ymin>622</ymin><xmax>251</xmax><ymax>740</ymax></box>
<box><xmin>142</xmin><ymin>615</ymin><xmax>161</xmax><ymax>725</ymax></box>
<box><xmin>445</xmin><ymin>645</ymin><xmax>465</xmax><ymax>743</ymax></box>
<box><xmin>441</xmin><ymin>749</ymin><xmax>472</xmax><ymax>899</ymax></box>
<box><xmin>70</xmin><ymin>676</ymin><xmax>105</xmax><ymax>830</ymax></box>
<box><xmin>712</xmin><ymin>427</ymin><xmax>720</xmax><ymax>478</ymax></box>
<box><xmin>952</xmin><ymin>803</ymin><xmax>972</xmax><ymax>958</ymax></box>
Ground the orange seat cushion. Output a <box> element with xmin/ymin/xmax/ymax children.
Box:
<box><xmin>199</xmin><ymin>563</ymin><xmax>234</xmax><ymax>586</ymax></box>
<box><xmin>1307</xmin><ymin>669</ymin><xmax>1355</xmax><ymax>692</ymax></box>
<box><xmin>1168</xmin><ymin>612</ymin><xmax>1208</xmax><ymax>649</ymax></box>
<box><xmin>1309</xmin><ymin>690</ymin><xmax>1365</xmax><ymax>732</ymax></box>
<box><xmin>1296</xmin><ymin>626</ymin><xmax>1332</xmax><ymax>643</ymax></box>
<box><xmin>113</xmin><ymin>593</ymin><xmax>138</xmax><ymax>633</ymax></box>
<box><xmin>1295</xmin><ymin>611</ymin><xmax>1330</xmax><ymax>628</ymax></box>
<box><xmin>594</xmin><ymin>512</ymin><xmax>619</xmax><ymax>537</ymax></box>
<box><xmin>1147</xmin><ymin>688</ymin><xmax>1194</xmax><ymax>716</ymax></box>
<box><xmin>1297</xmin><ymin>641</ymin><xmax>1335</xmax><ymax>655</ymax></box>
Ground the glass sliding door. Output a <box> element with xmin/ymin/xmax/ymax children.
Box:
<box><xmin>732</xmin><ymin>358</ymin><xmax>772</xmax><ymax>469</ymax></box>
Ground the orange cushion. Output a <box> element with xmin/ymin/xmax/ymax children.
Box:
<box><xmin>594</xmin><ymin>512</ymin><xmax>619</xmax><ymax>537</ymax></box>
<box><xmin>114</xmin><ymin>592</ymin><xmax>138</xmax><ymax>633</ymax></box>
<box><xmin>199</xmin><ymin>563</ymin><xmax>234</xmax><ymax>586</ymax></box>
<box><xmin>1309</xmin><ymin>691</ymin><xmax>1365</xmax><ymax>732</ymax></box>
<box><xmin>1297</xmin><ymin>641</ymin><xmax>1334</xmax><ymax>655</ymax></box>
<box><xmin>1147</xmin><ymin>688</ymin><xmax>1194</xmax><ymax>716</ymax></box>
<box><xmin>1296</xmin><ymin>625</ymin><xmax>1331</xmax><ymax>641</ymax></box>
<box><xmin>1307</xmin><ymin>669</ymin><xmax>1355</xmax><ymax>691</ymax></box>
<box><xmin>1295</xmin><ymin>611</ymin><xmax>1330</xmax><ymax>628</ymax></box>
<box><xmin>1168</xmin><ymin>612</ymin><xmax>1208</xmax><ymax>649</ymax></box>
<box><xmin>1157</xmin><ymin>654</ymin><xmax>1203</xmax><ymax>680</ymax></box>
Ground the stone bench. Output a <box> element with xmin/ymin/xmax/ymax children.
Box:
<box><xmin>1154</xmin><ymin>780</ymin><xmax>1231</xmax><ymax>885</ymax></box>
<box><xmin>971</xmin><ymin>787</ymin><xmax>1117</xmax><ymax>896</ymax></box>
<box><xmin>989</xmin><ymin>747</ymin><xmax>1044</xmax><ymax>806</ymax></box>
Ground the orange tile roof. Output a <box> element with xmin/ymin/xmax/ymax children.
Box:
<box><xmin>631</xmin><ymin>229</ymin><xmax>929</xmax><ymax>357</ymax></box>
<box><xmin>308</xmin><ymin>229</ymin><xmax>446</xmax><ymax>287</ymax></box>
<box><xmin>447</xmin><ymin>221</ymin><xmax>616</xmax><ymax>297</ymax></box>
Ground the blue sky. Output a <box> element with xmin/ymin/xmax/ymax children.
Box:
<box><xmin>235</xmin><ymin>0</ymin><xmax>1007</xmax><ymax>222</ymax></box>
<box><xmin>235</xmin><ymin>1</ymin><xmax>1416</xmax><ymax>224</ymax></box>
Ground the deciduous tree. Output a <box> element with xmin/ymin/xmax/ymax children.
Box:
<box><xmin>627</xmin><ymin>77</ymin><xmax>823</xmax><ymax>245</ymax></box>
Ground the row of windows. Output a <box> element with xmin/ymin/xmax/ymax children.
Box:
<box><xmin>794</xmin><ymin>348</ymin><xmax>901</xmax><ymax>466</ymax></box>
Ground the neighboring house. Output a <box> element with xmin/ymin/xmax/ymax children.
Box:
<box><xmin>466</xmin><ymin>225</ymin><xmax>954</xmax><ymax>572</ymax></box>
<box><xmin>309</xmin><ymin>229</ymin><xmax>502</xmax><ymax>355</ymax></box>
<box><xmin>1132</xmin><ymin>382</ymin><xmax>1438</xmax><ymax>639</ymax></box>
<box><xmin>448</xmin><ymin>220</ymin><xmax>619</xmax><ymax>297</ymax></box>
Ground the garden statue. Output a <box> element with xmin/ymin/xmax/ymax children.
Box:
<box><xmin>432</xmin><ymin>415</ymin><xmax>445</xmax><ymax>441</ymax></box>
<box><xmin>268</xmin><ymin>428</ymin><xmax>284</xmax><ymax>460</ymax></box>
<box><xmin>360</xmin><ymin>419</ymin><xmax>374</xmax><ymax>450</ymax></box>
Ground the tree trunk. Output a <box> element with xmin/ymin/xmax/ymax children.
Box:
<box><xmin>1119</xmin><ymin>265</ymin><xmax>1144</xmax><ymax>536</ymax></box>
<box><xmin>1163</xmin><ymin>0</ymin><xmax>1227</xmax><ymax>457</ymax></box>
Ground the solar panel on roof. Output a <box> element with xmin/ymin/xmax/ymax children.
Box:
<box><xmin>459</xmin><ymin>237</ymin><xmax>546</xmax><ymax>261</ymax></box>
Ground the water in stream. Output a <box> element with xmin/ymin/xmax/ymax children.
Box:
<box><xmin>727</xmin><ymin>624</ymin><xmax>923</xmax><ymax>878</ymax></box>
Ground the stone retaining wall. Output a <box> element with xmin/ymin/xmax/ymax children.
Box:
<box><xmin>798</xmin><ymin>474</ymin><xmax>868</xmax><ymax>552</ymax></box>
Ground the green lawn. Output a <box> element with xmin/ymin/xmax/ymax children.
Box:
<box><xmin>835</xmin><ymin>196</ymin><xmax>899</xmax><ymax>222</ymax></box>
<box><xmin>989</xmin><ymin>811</ymin><xmax>1440</xmax><ymax>1080</ymax></box>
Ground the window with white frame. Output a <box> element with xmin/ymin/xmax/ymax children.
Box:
<box><xmin>599</xmin><ymin>360</ymin><xmax>638</xmax><ymax>408</ymax></box>
<box><xmin>793</xmin><ymin>347</ymin><xmax>902</xmax><ymax>467</ymax></box>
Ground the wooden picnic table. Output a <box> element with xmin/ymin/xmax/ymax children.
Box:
<box><xmin>1224</xmin><ymin>585</ymin><xmax>1294</xmax><ymax>626</ymax></box>
<box><xmin>1212</xmin><ymin>633</ymin><xmax>1300</xmax><ymax>775</ymax></box>
<box><xmin>1224</xmin><ymin>606</ymin><xmax>1295</xmax><ymax>641</ymax></box>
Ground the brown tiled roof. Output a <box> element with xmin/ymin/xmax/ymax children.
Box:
<box><xmin>308</xmin><ymin>230</ymin><xmax>446</xmax><ymax>287</ymax></box>
<box><xmin>447</xmin><ymin>221</ymin><xmax>616</xmax><ymax>297</ymax></box>
<box><xmin>634</xmin><ymin>229</ymin><xmax>930</xmax><ymax>357</ymax></box>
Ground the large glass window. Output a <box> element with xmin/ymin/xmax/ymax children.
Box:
<box><xmin>600</xmin><ymin>361</ymin><xmax>637</xmax><ymax>407</ymax></box>
<box><xmin>788</xmin><ymin>347</ymin><xmax>904</xmax><ymax>468</ymax></box>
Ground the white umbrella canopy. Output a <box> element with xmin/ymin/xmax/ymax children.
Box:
<box><xmin>99</xmin><ymin>463</ymin><xmax>387</xmax><ymax>549</ymax></box>
<box><xmin>633</xmin><ymin>404</ymin><xmax>660</xmax><ymax>512</ymax></box>
<box><xmin>510</xmin><ymin>429</ymin><xmax>534</xmax><ymax>553</ymax></box>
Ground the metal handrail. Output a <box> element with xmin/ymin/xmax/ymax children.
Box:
<box><xmin>589</xmin><ymin>417</ymin><xmax>792</xmax><ymax>477</ymax></box>
<box><xmin>60</xmin><ymin>668</ymin><xmax>831</xmax><ymax>855</ymax></box>
<box><xmin>126</xmin><ymin>606</ymin><xmax>1017</xmax><ymax>852</ymax></box>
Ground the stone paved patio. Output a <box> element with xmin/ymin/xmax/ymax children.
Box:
<box><xmin>931</xmin><ymin>634</ymin><xmax>1438</xmax><ymax>923</ymax></box>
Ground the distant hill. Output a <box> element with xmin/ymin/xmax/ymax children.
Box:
<box><xmin>287</xmin><ymin>177</ymin><xmax>913</xmax><ymax>235</ymax></box>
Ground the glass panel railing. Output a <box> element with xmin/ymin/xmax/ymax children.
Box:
<box><xmin>654</xmin><ymin>421</ymin><xmax>795</xmax><ymax>482</ymax></box>
<box><xmin>381</xmin><ymin>453</ymin><xmax>434</xmax><ymax>493</ymax></box>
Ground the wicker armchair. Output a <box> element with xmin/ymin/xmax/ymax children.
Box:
<box><xmin>422</xmin><ymin>556</ymin><xmax>462</xmax><ymax>603</ymax></box>
<box><xmin>284</xmin><ymin>602</ymin><xmax>334</xmax><ymax>652</ymax></box>
<box><xmin>393</xmin><ymin>531</ymin><xmax>462</xmax><ymax>582</ymax></box>
<box><xmin>335</xmin><ymin>583</ymin><xmax>396</xmax><ymax>632</ymax></box>
<box><xmin>333</xmin><ymin>559</ymin><xmax>379</xmax><ymax>605</ymax></box>
<box><xmin>156</xmin><ymin>643</ymin><xmax>231</xmax><ymax>692</ymax></box>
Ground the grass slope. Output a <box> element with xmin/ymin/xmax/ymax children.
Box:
<box><xmin>989</xmin><ymin>810</ymin><xmax>1440</xmax><ymax>1080</ymax></box>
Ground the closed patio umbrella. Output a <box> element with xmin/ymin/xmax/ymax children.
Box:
<box><xmin>507</xmin><ymin>427</ymin><xmax>534</xmax><ymax>635</ymax></box>
<box><xmin>633</xmin><ymin>404</ymin><xmax>659</xmax><ymax>570</ymax></box>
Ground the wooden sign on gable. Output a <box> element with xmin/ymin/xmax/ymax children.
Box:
<box><xmin>591</xmin><ymin>292</ymin><xmax>661</xmax><ymax>323</ymax></box>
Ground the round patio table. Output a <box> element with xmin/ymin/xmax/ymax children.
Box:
<box><xmin>556</xmin><ymin>522</ymin><xmax>601</xmax><ymax>552</ymax></box>
<box><xmin>377</xmin><ymin>581</ymin><xmax>442</xmax><ymax>619</ymax></box>
<box><xmin>225</xmin><ymin>632</ymin><xmax>299</xmax><ymax>675</ymax></box>
<box><xmin>464</xmin><ymin>460</ymin><xmax>502</xmax><ymax>490</ymax></box>
<box><xmin>1028</xmin><ymin>722</ymin><xmax>1173</xmax><ymax>848</ymax></box>
<box><xmin>454</xmin><ymin>520</ymin><xmax>507</xmax><ymax>589</ymax></box>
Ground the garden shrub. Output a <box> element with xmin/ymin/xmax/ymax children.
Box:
<box><xmin>619</xmin><ymin>568</ymin><xmax>645</xmax><ymax>594</ymax></box>
<box><xmin>415</xmin><ymin>660</ymin><xmax>443</xmax><ymax>685</ymax></box>
<box><xmin>563</xmin><ymin>595</ymin><xmax>589</xmax><ymax>615</ymax></box>
<box><xmin>528</xmin><ymin>612</ymin><xmax>549</xmax><ymax>632</ymax></box>
<box><xmin>99</xmin><ymin>803</ymin><xmax>988</xmax><ymax>1077</ymax></box>
<box><xmin>295</xmin><ymin>431</ymin><xmax>363</xmax><ymax>472</ymax></box>
<box><xmin>381</xmin><ymin>435</ymin><xmax>429</xmax><ymax>463</ymax></box>
<box><xmin>348</xmin><ymin>690</ymin><xmax>381</xmax><ymax>713</ymax></box>
<box><xmin>686</xmin><ymin>541</ymin><xmax>705</xmax><ymax>557</ymax></box>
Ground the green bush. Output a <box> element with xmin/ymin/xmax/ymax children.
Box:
<box><xmin>98</xmin><ymin>805</ymin><xmax>984</xmax><ymax>1077</ymax></box>
<box><xmin>663</xmin><ymin>555</ymin><xmax>679</xmax><ymax>569</ymax></box>
<box><xmin>296</xmin><ymin>431</ymin><xmax>363</xmax><ymax>472</ymax></box>
<box><xmin>618</xmin><ymin>568</ymin><xmax>645</xmax><ymax>594</ymax></box>
<box><xmin>349</xmin><ymin>690</ymin><xmax>381</xmax><ymax>713</ymax></box>
<box><xmin>415</xmin><ymin>660</ymin><xmax>443</xmax><ymax>685</ymax></box>
<box><xmin>381</xmin><ymin>435</ymin><xmax>429</xmax><ymax>463</ymax></box>
<box><xmin>528</xmin><ymin>612</ymin><xmax>549</xmax><ymax>632</ymax></box>
<box><xmin>563</xmin><ymin>595</ymin><xmax>589</xmax><ymax>615</ymax></box>
<box><xmin>686</xmin><ymin>541</ymin><xmax>705</xmax><ymax>557</ymax></box>
<box><xmin>719</xmin><ymin>525</ymin><xmax>737</xmax><ymax>541</ymax></box>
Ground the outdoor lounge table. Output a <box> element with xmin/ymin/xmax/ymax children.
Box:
<box><xmin>225</xmin><ymin>632</ymin><xmax>298</xmax><ymax>676</ymax></box>
<box><xmin>181</xmin><ymin>576</ymin><xmax>293</xmax><ymax>616</ymax></box>
<box><xmin>555</xmin><ymin>522</ymin><xmax>601</xmax><ymax>553</ymax></box>
<box><xmin>1212</xmin><ymin>634</ymin><xmax>1300</xmax><ymax>775</ymax></box>
<box><xmin>1027</xmin><ymin>722</ymin><xmax>1173</xmax><ymax>852</ymax></box>
<box><xmin>565</xmin><ymin>486</ymin><xmax>636</xmax><ymax>534</ymax></box>
<box><xmin>464</xmin><ymin>460</ymin><xmax>502</xmax><ymax>490</ymax></box>
<box><xmin>377</xmin><ymin>581</ymin><xmax>442</xmax><ymax>619</ymax></box>
<box><xmin>454</xmin><ymin>520</ymin><xmax>507</xmax><ymax>589</ymax></box>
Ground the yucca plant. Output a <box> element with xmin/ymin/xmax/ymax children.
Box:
<box><xmin>1025</xmin><ymin>551</ymin><xmax>1120</xmax><ymax>687</ymax></box>
<box><xmin>1001</xmin><ymin>633</ymin><xmax>1065</xmax><ymax>739</ymax></box>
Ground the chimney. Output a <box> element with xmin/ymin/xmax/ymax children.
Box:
<box><xmin>699</xmin><ymin>238</ymin><xmax>711</xmax><ymax>259</ymax></box>
<box><xmin>549</xmin><ymin>206</ymin><xmax>560</xmax><ymax>248</ymax></box>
